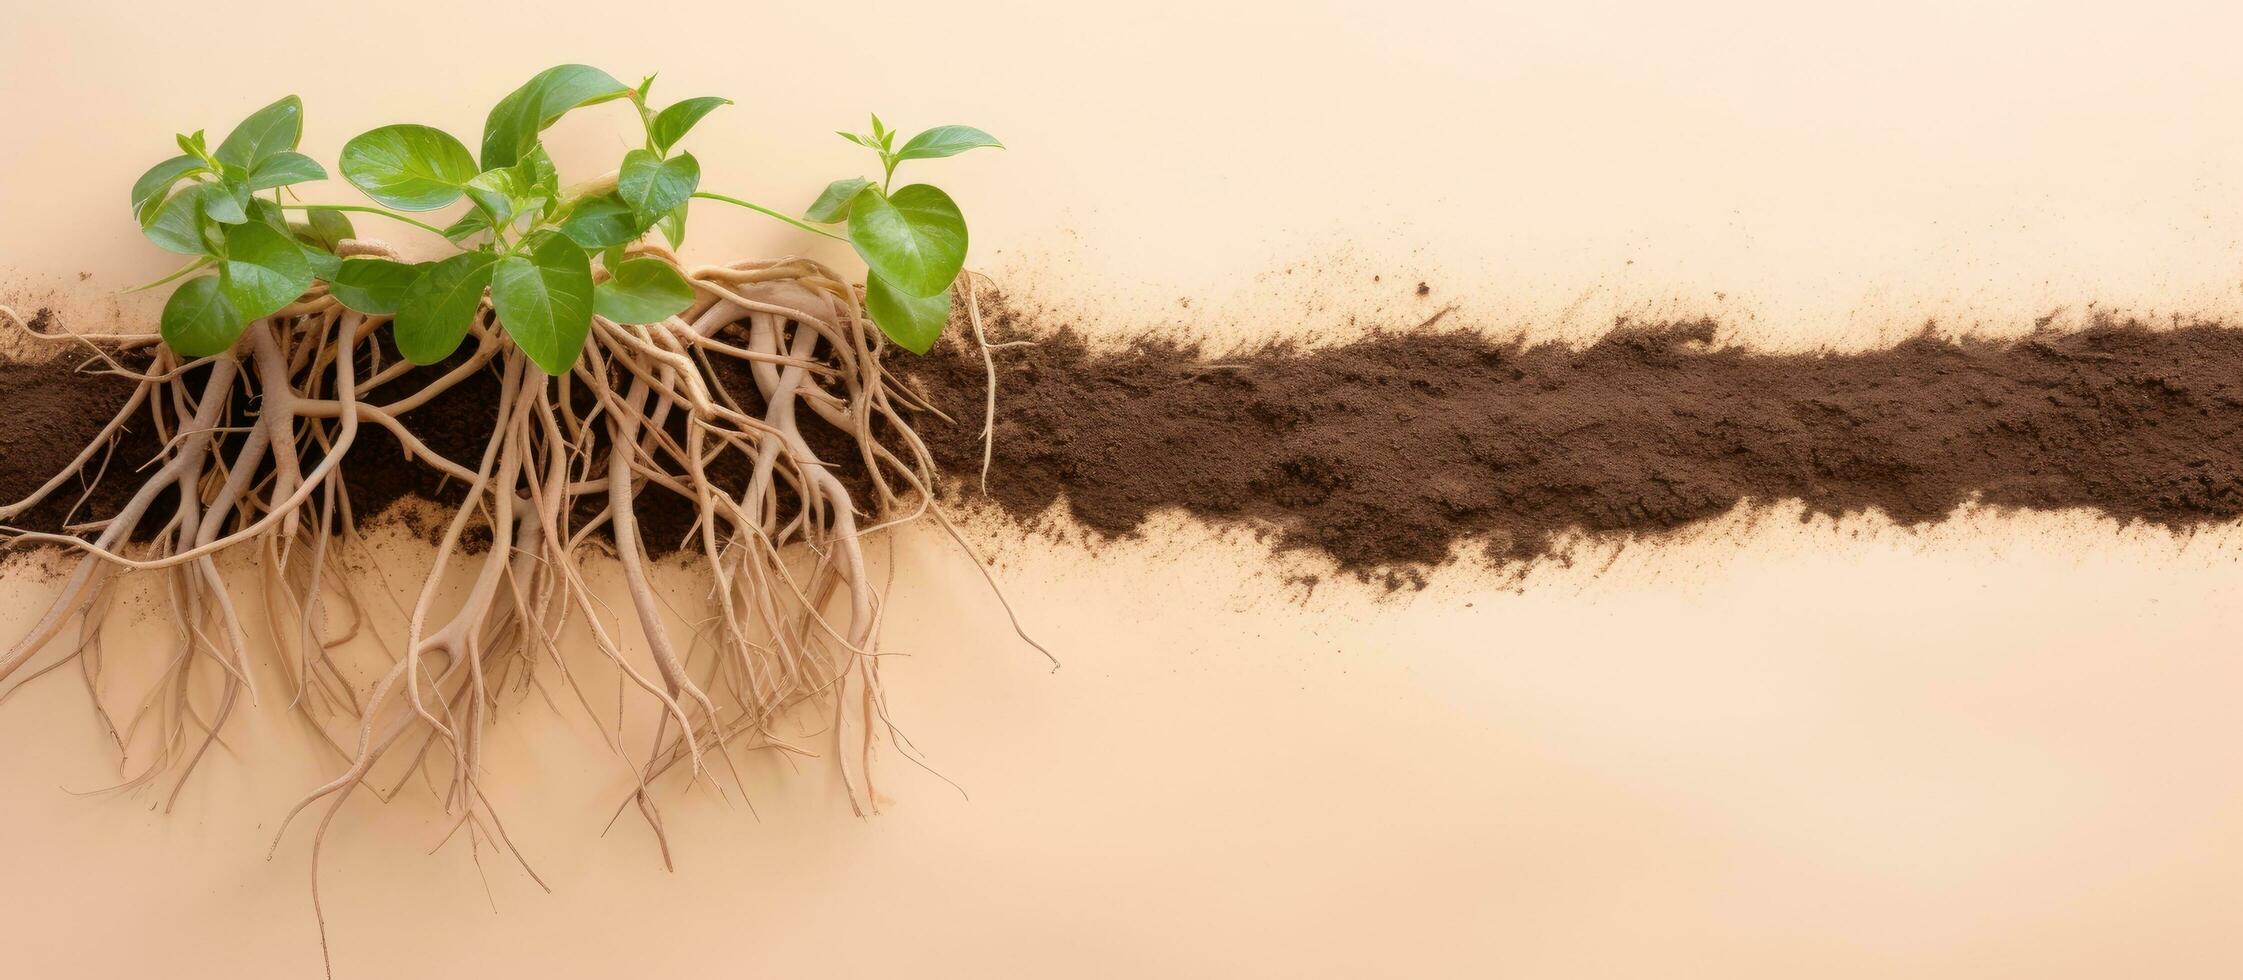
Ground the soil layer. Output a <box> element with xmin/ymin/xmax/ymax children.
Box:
<box><xmin>907</xmin><ymin>302</ymin><xmax>2243</xmax><ymax>577</ymax></box>
<box><xmin>8</xmin><ymin>306</ymin><xmax>2243</xmax><ymax>578</ymax></box>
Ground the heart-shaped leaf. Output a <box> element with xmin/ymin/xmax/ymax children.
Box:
<box><xmin>480</xmin><ymin>65</ymin><xmax>629</xmax><ymax>169</ymax></box>
<box><xmin>594</xmin><ymin>257</ymin><xmax>694</xmax><ymax>324</ymax></box>
<box><xmin>160</xmin><ymin>276</ymin><xmax>245</xmax><ymax>357</ymax></box>
<box><xmin>846</xmin><ymin>183</ymin><xmax>967</xmax><ymax>297</ymax></box>
<box><xmin>559</xmin><ymin>192</ymin><xmax>655</xmax><ymax>249</ymax></box>
<box><xmin>864</xmin><ymin>272</ymin><xmax>952</xmax><ymax>354</ymax></box>
<box><xmin>893</xmin><ymin>125</ymin><xmax>1003</xmax><ymax>162</ymax></box>
<box><xmin>805</xmin><ymin>177</ymin><xmax>871</xmax><ymax>223</ymax></box>
<box><xmin>340</xmin><ymin>124</ymin><xmax>478</xmax><ymax>211</ymax></box>
<box><xmin>131</xmin><ymin>155</ymin><xmax>205</xmax><ymax>222</ymax></box>
<box><xmin>650</xmin><ymin>97</ymin><xmax>731</xmax><ymax>153</ymax></box>
<box><xmin>200</xmin><ymin>180</ymin><xmax>251</xmax><ymax>225</ymax></box>
<box><xmin>245</xmin><ymin>151</ymin><xmax>327</xmax><ymax>191</ymax></box>
<box><xmin>394</xmin><ymin>251</ymin><xmax>499</xmax><ymax>364</ymax></box>
<box><xmin>142</xmin><ymin>186</ymin><xmax>210</xmax><ymax>255</ymax></box>
<box><xmin>215</xmin><ymin>96</ymin><xmax>303</xmax><ymax>170</ymax></box>
<box><xmin>491</xmin><ymin>233</ymin><xmax>594</xmax><ymax>375</ymax></box>
<box><xmin>217</xmin><ymin>220</ymin><xmax>313</xmax><ymax>320</ymax></box>
<box><xmin>328</xmin><ymin>257</ymin><xmax>420</xmax><ymax>315</ymax></box>
<box><xmin>618</xmin><ymin>149</ymin><xmax>699</xmax><ymax>220</ymax></box>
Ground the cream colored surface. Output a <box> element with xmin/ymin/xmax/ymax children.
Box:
<box><xmin>5</xmin><ymin>2</ymin><xmax>2243</xmax><ymax>977</ymax></box>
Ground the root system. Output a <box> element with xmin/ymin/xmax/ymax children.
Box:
<box><xmin>0</xmin><ymin>244</ymin><xmax>1029</xmax><ymax>968</ymax></box>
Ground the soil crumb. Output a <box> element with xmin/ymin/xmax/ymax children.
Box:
<box><xmin>906</xmin><ymin>300</ymin><xmax>2243</xmax><ymax>578</ymax></box>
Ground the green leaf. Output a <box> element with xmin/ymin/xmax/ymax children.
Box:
<box><xmin>805</xmin><ymin>177</ymin><xmax>871</xmax><ymax>223</ymax></box>
<box><xmin>299</xmin><ymin>208</ymin><xmax>355</xmax><ymax>252</ymax></box>
<box><xmin>340</xmin><ymin>124</ymin><xmax>479</xmax><ymax>211</ymax></box>
<box><xmin>306</xmin><ymin>250</ymin><xmax>342</xmax><ymax>280</ymax></box>
<box><xmin>328</xmin><ymin>257</ymin><xmax>420</xmax><ymax>315</ymax></box>
<box><xmin>490</xmin><ymin>233</ymin><xmax>594</xmax><ymax>375</ymax></box>
<box><xmin>176</xmin><ymin>130</ymin><xmax>210</xmax><ymax>161</ymax></box>
<box><xmin>394</xmin><ymin>251</ymin><xmax>499</xmax><ymax>364</ymax></box>
<box><xmin>836</xmin><ymin>130</ymin><xmax>879</xmax><ymax>150</ymax></box>
<box><xmin>845</xmin><ymin>183</ymin><xmax>968</xmax><ymax>297</ymax></box>
<box><xmin>463</xmin><ymin>166</ymin><xmax>529</xmax><ymax>224</ymax></box>
<box><xmin>650</xmin><ymin>97</ymin><xmax>730</xmax><ymax>152</ymax></box>
<box><xmin>215</xmin><ymin>96</ymin><xmax>303</xmax><ymax>170</ymax></box>
<box><xmin>245</xmin><ymin>151</ymin><xmax>326</xmax><ymax>191</ymax></box>
<box><xmin>618</xmin><ymin>149</ymin><xmax>698</xmax><ymax>220</ymax></box>
<box><xmin>559</xmin><ymin>192</ymin><xmax>653</xmax><ymax>249</ymax></box>
<box><xmin>894</xmin><ymin>125</ymin><xmax>1003</xmax><ymax>162</ymax></box>
<box><xmin>142</xmin><ymin>187</ymin><xmax>209</xmax><ymax>255</ymax></box>
<box><xmin>441</xmin><ymin>210</ymin><xmax>494</xmax><ymax>245</ymax></box>
<box><xmin>594</xmin><ymin>257</ymin><xmax>694</xmax><ymax>324</ymax></box>
<box><xmin>199</xmin><ymin>180</ymin><xmax>250</xmax><ymax>225</ymax></box>
<box><xmin>160</xmin><ymin>276</ymin><xmax>245</xmax><ymax>357</ymax></box>
<box><xmin>514</xmin><ymin>144</ymin><xmax>560</xmax><ymax>216</ymax></box>
<box><xmin>480</xmin><ymin>64</ymin><xmax>629</xmax><ymax>169</ymax></box>
<box><xmin>216</xmin><ymin>220</ymin><xmax>313</xmax><ymax>320</ymax></box>
<box><xmin>657</xmin><ymin>203</ymin><xmax>687</xmax><ymax>248</ymax></box>
<box><xmin>131</xmin><ymin>155</ymin><xmax>205</xmax><ymax>222</ymax></box>
<box><xmin>864</xmin><ymin>272</ymin><xmax>951</xmax><ymax>354</ymax></box>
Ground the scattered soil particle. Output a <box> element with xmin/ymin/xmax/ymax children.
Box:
<box><xmin>903</xmin><ymin>299</ymin><xmax>2243</xmax><ymax>579</ymax></box>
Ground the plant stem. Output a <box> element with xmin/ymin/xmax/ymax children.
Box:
<box><xmin>123</xmin><ymin>256</ymin><xmax>213</xmax><ymax>293</ymax></box>
<box><xmin>281</xmin><ymin>204</ymin><xmax>450</xmax><ymax>238</ymax></box>
<box><xmin>691</xmin><ymin>192</ymin><xmax>845</xmax><ymax>241</ymax></box>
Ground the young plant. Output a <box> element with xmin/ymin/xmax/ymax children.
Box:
<box><xmin>806</xmin><ymin>115</ymin><xmax>1004</xmax><ymax>353</ymax></box>
<box><xmin>130</xmin><ymin>96</ymin><xmax>339</xmax><ymax>356</ymax></box>
<box><xmin>12</xmin><ymin>74</ymin><xmax>1041</xmax><ymax>965</ymax></box>
<box><xmin>330</xmin><ymin>65</ymin><xmax>710</xmax><ymax>374</ymax></box>
<box><xmin>130</xmin><ymin>66</ymin><xmax>1002</xmax><ymax>373</ymax></box>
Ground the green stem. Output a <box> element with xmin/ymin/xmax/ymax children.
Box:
<box><xmin>692</xmin><ymin>192</ymin><xmax>846</xmax><ymax>241</ymax></box>
<box><xmin>281</xmin><ymin>204</ymin><xmax>450</xmax><ymax>238</ymax></box>
<box><xmin>122</xmin><ymin>256</ymin><xmax>213</xmax><ymax>293</ymax></box>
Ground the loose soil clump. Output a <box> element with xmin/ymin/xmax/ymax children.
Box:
<box><xmin>905</xmin><ymin>301</ymin><xmax>2243</xmax><ymax>578</ymax></box>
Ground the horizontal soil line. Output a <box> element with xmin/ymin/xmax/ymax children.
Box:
<box><xmin>903</xmin><ymin>299</ymin><xmax>2243</xmax><ymax>583</ymax></box>
<box><xmin>9</xmin><ymin>300</ymin><xmax>2243</xmax><ymax>584</ymax></box>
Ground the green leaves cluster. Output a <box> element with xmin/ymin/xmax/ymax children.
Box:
<box><xmin>132</xmin><ymin>96</ymin><xmax>340</xmax><ymax>356</ymax></box>
<box><xmin>131</xmin><ymin>70</ymin><xmax>1001</xmax><ymax>372</ymax></box>
<box><xmin>807</xmin><ymin>115</ymin><xmax>1001</xmax><ymax>353</ymax></box>
<box><xmin>332</xmin><ymin>66</ymin><xmax>709</xmax><ymax>373</ymax></box>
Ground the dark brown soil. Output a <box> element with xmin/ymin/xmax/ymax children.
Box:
<box><xmin>0</xmin><ymin>351</ymin><xmax>165</xmax><ymax>534</ymax></box>
<box><xmin>904</xmin><ymin>300</ymin><xmax>2243</xmax><ymax>581</ymax></box>
<box><xmin>11</xmin><ymin>301</ymin><xmax>2243</xmax><ymax>583</ymax></box>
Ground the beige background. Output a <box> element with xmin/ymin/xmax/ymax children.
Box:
<box><xmin>5</xmin><ymin>1</ymin><xmax>2243</xmax><ymax>977</ymax></box>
